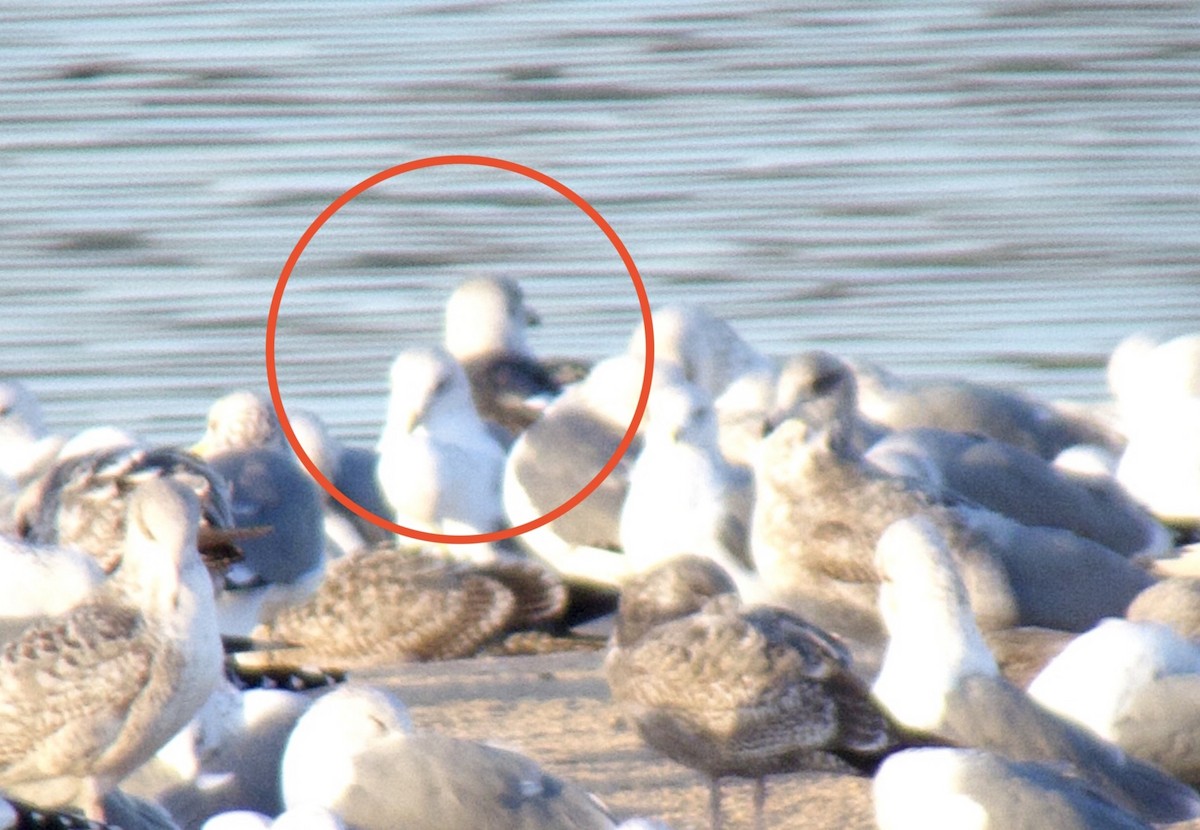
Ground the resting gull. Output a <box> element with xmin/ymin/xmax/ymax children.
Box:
<box><xmin>376</xmin><ymin>346</ymin><xmax>507</xmax><ymax>556</ymax></box>
<box><xmin>618</xmin><ymin>379</ymin><xmax>758</xmax><ymax>597</ymax></box>
<box><xmin>123</xmin><ymin>677</ymin><xmax>312</xmax><ymax>828</ymax></box>
<box><xmin>192</xmin><ymin>391</ymin><xmax>325</xmax><ymax>636</ymax></box>
<box><xmin>626</xmin><ymin>305</ymin><xmax>777</xmax><ymax>469</ymax></box>
<box><xmin>1027</xmin><ymin>617</ymin><xmax>1200</xmax><ymax>785</ymax></box>
<box><xmin>280</xmin><ymin>684</ymin><xmax>614</xmax><ymax>830</ymax></box>
<box><xmin>851</xmin><ymin>358</ymin><xmax>1118</xmax><ymax>459</ymax></box>
<box><xmin>503</xmin><ymin>353</ymin><xmax>649</xmax><ymax>587</ymax></box>
<box><xmin>288</xmin><ymin>409</ymin><xmax>390</xmax><ymax>557</ymax></box>
<box><xmin>863</xmin><ymin>426</ymin><xmax>1171</xmax><ymax>559</ymax></box>
<box><xmin>870</xmin><ymin>515</ymin><xmax>1200</xmax><ymax>824</ymax></box>
<box><xmin>751</xmin><ymin>351</ymin><xmax>1153</xmax><ymax>646</ymax></box>
<box><xmin>0</xmin><ymin>479</ymin><xmax>223</xmax><ymax>821</ymax></box>
<box><xmin>1108</xmin><ymin>332</ymin><xmax>1200</xmax><ymax>528</ymax></box>
<box><xmin>605</xmin><ymin>555</ymin><xmax>892</xmax><ymax>830</ymax></box>
<box><xmin>443</xmin><ymin>275</ymin><xmax>564</xmax><ymax>439</ymax></box>
<box><xmin>17</xmin><ymin>443</ymin><xmax>238</xmax><ymax>576</ymax></box>
<box><xmin>873</xmin><ymin>747</ymin><xmax>1152</xmax><ymax>830</ymax></box>
<box><xmin>244</xmin><ymin>545</ymin><xmax>566</xmax><ymax>670</ymax></box>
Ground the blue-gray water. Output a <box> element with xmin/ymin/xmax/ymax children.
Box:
<box><xmin>2</xmin><ymin>0</ymin><xmax>1197</xmax><ymax>447</ymax></box>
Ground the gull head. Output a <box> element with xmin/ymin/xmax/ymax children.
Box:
<box><xmin>195</xmin><ymin>391</ymin><xmax>283</xmax><ymax>457</ymax></box>
<box><xmin>443</xmin><ymin>276</ymin><xmax>537</xmax><ymax>361</ymax></box>
<box><xmin>382</xmin><ymin>346</ymin><xmax>478</xmax><ymax>436</ymax></box>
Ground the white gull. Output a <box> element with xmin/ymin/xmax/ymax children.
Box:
<box><xmin>871</xmin><ymin>515</ymin><xmax>1200</xmax><ymax>824</ymax></box>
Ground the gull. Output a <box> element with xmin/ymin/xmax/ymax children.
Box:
<box><xmin>280</xmin><ymin>684</ymin><xmax>614</xmax><ymax>830</ymax></box>
<box><xmin>873</xmin><ymin>747</ymin><xmax>1153</xmax><ymax>830</ymax></box>
<box><xmin>852</xmin><ymin>358</ymin><xmax>1118</xmax><ymax>460</ymax></box>
<box><xmin>864</xmin><ymin>426</ymin><xmax>1171</xmax><ymax>559</ymax></box>
<box><xmin>751</xmin><ymin>351</ymin><xmax>1154</xmax><ymax>650</ymax></box>
<box><xmin>376</xmin><ymin>346</ymin><xmax>507</xmax><ymax>558</ymax></box>
<box><xmin>244</xmin><ymin>545</ymin><xmax>566</xmax><ymax>671</ymax></box>
<box><xmin>17</xmin><ymin>443</ymin><xmax>237</xmax><ymax>575</ymax></box>
<box><xmin>442</xmin><ymin>276</ymin><xmax>564</xmax><ymax>439</ymax></box>
<box><xmin>192</xmin><ymin>391</ymin><xmax>325</xmax><ymax>636</ymax></box>
<box><xmin>123</xmin><ymin>678</ymin><xmax>312</xmax><ymax>828</ymax></box>
<box><xmin>606</xmin><ymin>555</ymin><xmax>893</xmax><ymax>830</ymax></box>
<box><xmin>0</xmin><ymin>479</ymin><xmax>224</xmax><ymax>821</ymax></box>
<box><xmin>618</xmin><ymin>379</ymin><xmax>759</xmax><ymax>597</ymax></box>
<box><xmin>626</xmin><ymin>305</ymin><xmax>777</xmax><ymax>469</ymax></box>
<box><xmin>1107</xmin><ymin>332</ymin><xmax>1200</xmax><ymax>528</ymax></box>
<box><xmin>288</xmin><ymin>409</ymin><xmax>390</xmax><ymax>557</ymax></box>
<box><xmin>870</xmin><ymin>515</ymin><xmax>1200</xmax><ymax>824</ymax></box>
<box><xmin>1028</xmin><ymin>617</ymin><xmax>1200</xmax><ymax>786</ymax></box>
<box><xmin>503</xmin><ymin>353</ymin><xmax>648</xmax><ymax>587</ymax></box>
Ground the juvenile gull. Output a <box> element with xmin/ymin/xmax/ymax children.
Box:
<box><xmin>870</xmin><ymin>515</ymin><xmax>1200</xmax><ymax>824</ymax></box>
<box><xmin>288</xmin><ymin>409</ymin><xmax>390</xmax><ymax>557</ymax></box>
<box><xmin>873</xmin><ymin>747</ymin><xmax>1152</xmax><ymax>830</ymax></box>
<box><xmin>280</xmin><ymin>684</ymin><xmax>614</xmax><ymax>830</ymax></box>
<box><xmin>245</xmin><ymin>545</ymin><xmax>566</xmax><ymax>670</ymax></box>
<box><xmin>751</xmin><ymin>351</ymin><xmax>1153</xmax><ymax>645</ymax></box>
<box><xmin>192</xmin><ymin>391</ymin><xmax>325</xmax><ymax>636</ymax></box>
<box><xmin>1028</xmin><ymin>617</ymin><xmax>1200</xmax><ymax>785</ymax></box>
<box><xmin>606</xmin><ymin>556</ymin><xmax>892</xmax><ymax>830</ymax></box>
<box><xmin>17</xmin><ymin>444</ymin><xmax>238</xmax><ymax>575</ymax></box>
<box><xmin>376</xmin><ymin>346</ymin><xmax>507</xmax><ymax>555</ymax></box>
<box><xmin>504</xmin><ymin>354</ymin><xmax>649</xmax><ymax>587</ymax></box>
<box><xmin>0</xmin><ymin>479</ymin><xmax>223</xmax><ymax>821</ymax></box>
<box><xmin>618</xmin><ymin>379</ymin><xmax>759</xmax><ymax>596</ymax></box>
<box><xmin>443</xmin><ymin>276</ymin><xmax>563</xmax><ymax>439</ymax></box>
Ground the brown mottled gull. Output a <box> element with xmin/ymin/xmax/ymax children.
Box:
<box><xmin>0</xmin><ymin>479</ymin><xmax>223</xmax><ymax>821</ymax></box>
<box><xmin>245</xmin><ymin>545</ymin><xmax>566</xmax><ymax>671</ymax></box>
<box><xmin>606</xmin><ymin>555</ymin><xmax>892</xmax><ymax>830</ymax></box>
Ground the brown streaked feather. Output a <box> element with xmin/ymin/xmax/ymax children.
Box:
<box><xmin>255</xmin><ymin>548</ymin><xmax>519</xmax><ymax>670</ymax></box>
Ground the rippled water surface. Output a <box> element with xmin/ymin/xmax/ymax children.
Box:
<box><xmin>2</xmin><ymin>0</ymin><xmax>1197</xmax><ymax>445</ymax></box>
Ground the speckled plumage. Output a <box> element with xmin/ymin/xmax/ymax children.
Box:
<box><xmin>606</xmin><ymin>556</ymin><xmax>891</xmax><ymax>830</ymax></box>
<box><xmin>0</xmin><ymin>479</ymin><xmax>222</xmax><ymax>819</ymax></box>
<box><xmin>251</xmin><ymin>547</ymin><xmax>566</xmax><ymax>670</ymax></box>
<box><xmin>17</xmin><ymin>445</ymin><xmax>236</xmax><ymax>574</ymax></box>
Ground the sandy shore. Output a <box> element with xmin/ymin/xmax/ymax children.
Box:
<box><xmin>354</xmin><ymin>650</ymin><xmax>877</xmax><ymax>830</ymax></box>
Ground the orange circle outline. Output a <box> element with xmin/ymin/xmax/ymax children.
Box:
<box><xmin>266</xmin><ymin>155</ymin><xmax>654</xmax><ymax>545</ymax></box>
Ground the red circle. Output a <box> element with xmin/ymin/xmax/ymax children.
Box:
<box><xmin>266</xmin><ymin>155</ymin><xmax>654</xmax><ymax>545</ymax></box>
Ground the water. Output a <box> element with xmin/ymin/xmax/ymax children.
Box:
<box><xmin>1</xmin><ymin>0</ymin><xmax>1197</xmax><ymax>446</ymax></box>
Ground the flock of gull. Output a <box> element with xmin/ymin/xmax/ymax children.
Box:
<box><xmin>0</xmin><ymin>275</ymin><xmax>1198</xmax><ymax>830</ymax></box>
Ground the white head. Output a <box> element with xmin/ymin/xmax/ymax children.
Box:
<box><xmin>281</xmin><ymin>685</ymin><xmax>413</xmax><ymax>812</ymax></box>
<box><xmin>116</xmin><ymin>478</ymin><xmax>209</xmax><ymax>615</ymax></box>
<box><xmin>381</xmin><ymin>346</ymin><xmax>483</xmax><ymax>438</ymax></box>
<box><xmin>872</xmin><ymin>516</ymin><xmax>999</xmax><ymax>731</ymax></box>
<box><xmin>196</xmin><ymin>391</ymin><xmax>283</xmax><ymax>456</ymax></box>
<box><xmin>443</xmin><ymin>276</ymin><xmax>538</xmax><ymax>361</ymax></box>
